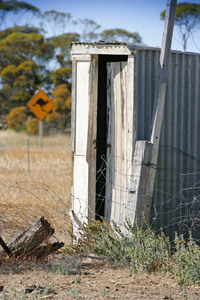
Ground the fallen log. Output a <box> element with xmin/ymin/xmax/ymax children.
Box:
<box><xmin>29</xmin><ymin>242</ymin><xmax>65</xmax><ymax>260</ymax></box>
<box><xmin>0</xmin><ymin>236</ymin><xmax>11</xmax><ymax>256</ymax></box>
<box><xmin>8</xmin><ymin>217</ymin><xmax>54</xmax><ymax>258</ymax></box>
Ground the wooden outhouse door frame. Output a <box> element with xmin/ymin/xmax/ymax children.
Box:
<box><xmin>72</xmin><ymin>52</ymin><xmax>134</xmax><ymax>227</ymax></box>
<box><xmin>71</xmin><ymin>54</ymin><xmax>98</xmax><ymax>224</ymax></box>
<box><xmin>95</xmin><ymin>55</ymin><xmax>129</xmax><ymax>221</ymax></box>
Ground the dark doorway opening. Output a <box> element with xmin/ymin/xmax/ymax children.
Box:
<box><xmin>95</xmin><ymin>54</ymin><xmax>128</xmax><ymax>220</ymax></box>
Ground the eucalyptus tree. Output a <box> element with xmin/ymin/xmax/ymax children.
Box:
<box><xmin>77</xmin><ymin>18</ymin><xmax>101</xmax><ymax>41</ymax></box>
<box><xmin>0</xmin><ymin>0</ymin><xmax>39</xmax><ymax>28</ymax></box>
<box><xmin>100</xmin><ymin>28</ymin><xmax>142</xmax><ymax>43</ymax></box>
<box><xmin>0</xmin><ymin>28</ymin><xmax>54</xmax><ymax>113</ymax></box>
<box><xmin>161</xmin><ymin>2</ymin><xmax>200</xmax><ymax>51</ymax></box>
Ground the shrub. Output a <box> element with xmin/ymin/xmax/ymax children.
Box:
<box><xmin>173</xmin><ymin>233</ymin><xmax>200</xmax><ymax>285</ymax></box>
<box><xmin>82</xmin><ymin>219</ymin><xmax>126</xmax><ymax>263</ymax></box>
<box><xmin>66</xmin><ymin>219</ymin><xmax>171</xmax><ymax>271</ymax></box>
<box><xmin>66</xmin><ymin>219</ymin><xmax>200</xmax><ymax>285</ymax></box>
<box><xmin>26</xmin><ymin>117</ymin><xmax>39</xmax><ymax>135</ymax></box>
<box><xmin>6</xmin><ymin>106</ymin><xmax>27</xmax><ymax>130</ymax></box>
<box><xmin>124</xmin><ymin>221</ymin><xmax>171</xmax><ymax>273</ymax></box>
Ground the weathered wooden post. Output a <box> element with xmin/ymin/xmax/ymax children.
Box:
<box><xmin>128</xmin><ymin>0</ymin><xmax>177</xmax><ymax>229</ymax></box>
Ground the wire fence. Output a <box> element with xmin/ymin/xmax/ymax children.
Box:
<box><xmin>72</xmin><ymin>153</ymin><xmax>200</xmax><ymax>244</ymax></box>
<box><xmin>1</xmin><ymin>150</ymin><xmax>200</xmax><ymax>248</ymax></box>
<box><xmin>0</xmin><ymin>181</ymin><xmax>72</xmax><ymax>245</ymax></box>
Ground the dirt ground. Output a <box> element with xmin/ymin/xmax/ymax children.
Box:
<box><xmin>0</xmin><ymin>253</ymin><xmax>200</xmax><ymax>300</ymax></box>
<box><xmin>0</xmin><ymin>132</ymin><xmax>199</xmax><ymax>299</ymax></box>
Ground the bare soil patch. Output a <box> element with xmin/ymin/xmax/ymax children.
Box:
<box><xmin>0</xmin><ymin>254</ymin><xmax>200</xmax><ymax>299</ymax></box>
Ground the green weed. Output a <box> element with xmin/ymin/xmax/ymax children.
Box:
<box><xmin>64</xmin><ymin>218</ymin><xmax>200</xmax><ymax>286</ymax></box>
<box><xmin>173</xmin><ymin>233</ymin><xmax>200</xmax><ymax>285</ymax></box>
<box><xmin>76</xmin><ymin>275</ymin><xmax>81</xmax><ymax>283</ymax></box>
<box><xmin>52</xmin><ymin>264</ymin><xmax>67</xmax><ymax>275</ymax></box>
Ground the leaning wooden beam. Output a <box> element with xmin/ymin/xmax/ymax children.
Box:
<box><xmin>127</xmin><ymin>141</ymin><xmax>153</xmax><ymax>229</ymax></box>
<box><xmin>128</xmin><ymin>0</ymin><xmax>177</xmax><ymax>229</ymax></box>
<box><xmin>151</xmin><ymin>0</ymin><xmax>177</xmax><ymax>153</ymax></box>
<box><xmin>8</xmin><ymin>217</ymin><xmax>54</xmax><ymax>258</ymax></box>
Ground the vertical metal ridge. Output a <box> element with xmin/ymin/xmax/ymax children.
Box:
<box><xmin>134</xmin><ymin>49</ymin><xmax>200</xmax><ymax>239</ymax></box>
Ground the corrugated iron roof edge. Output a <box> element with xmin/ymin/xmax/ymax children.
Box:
<box><xmin>70</xmin><ymin>41</ymin><xmax>200</xmax><ymax>56</ymax></box>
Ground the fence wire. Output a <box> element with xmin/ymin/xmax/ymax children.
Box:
<box><xmin>0</xmin><ymin>181</ymin><xmax>72</xmax><ymax>245</ymax></box>
<box><xmin>1</xmin><ymin>150</ymin><xmax>200</xmax><ymax>247</ymax></box>
<box><xmin>72</xmin><ymin>153</ymin><xmax>200</xmax><ymax>243</ymax></box>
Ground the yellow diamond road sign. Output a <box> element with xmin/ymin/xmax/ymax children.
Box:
<box><xmin>28</xmin><ymin>89</ymin><xmax>54</xmax><ymax>121</ymax></box>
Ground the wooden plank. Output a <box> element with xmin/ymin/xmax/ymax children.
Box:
<box><xmin>72</xmin><ymin>54</ymin><xmax>97</xmax><ymax>232</ymax></box>
<box><xmin>86</xmin><ymin>55</ymin><xmax>98</xmax><ymax>163</ymax></box>
<box><xmin>87</xmin><ymin>55</ymin><xmax>98</xmax><ymax>220</ymax></box>
<box><xmin>125</xmin><ymin>56</ymin><xmax>135</xmax><ymax>224</ymax></box>
<box><xmin>75</xmin><ymin>61</ymin><xmax>91</xmax><ymax>155</ymax></box>
<box><xmin>113</xmin><ymin>62</ymin><xmax>122</xmax><ymax>224</ymax></box>
<box><xmin>105</xmin><ymin>63</ymin><xmax>114</xmax><ymax>221</ymax></box>
<box><xmin>71</xmin><ymin>54</ymin><xmax>92</xmax><ymax>155</ymax></box>
<box><xmin>105</xmin><ymin>60</ymin><xmax>134</xmax><ymax>233</ymax></box>
<box><xmin>73</xmin><ymin>155</ymin><xmax>89</xmax><ymax>224</ymax></box>
<box><xmin>105</xmin><ymin>63</ymin><xmax>112</xmax><ymax>221</ymax></box>
<box><xmin>71</xmin><ymin>60</ymin><xmax>77</xmax><ymax>153</ymax></box>
<box><xmin>151</xmin><ymin>0</ymin><xmax>177</xmax><ymax>154</ymax></box>
<box><xmin>121</xmin><ymin>59</ymin><xmax>135</xmax><ymax>230</ymax></box>
<box><xmin>72</xmin><ymin>54</ymin><xmax>92</xmax><ymax>61</ymax></box>
<box><xmin>128</xmin><ymin>140</ymin><xmax>153</xmax><ymax>228</ymax></box>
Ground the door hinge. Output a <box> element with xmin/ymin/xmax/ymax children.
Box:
<box><xmin>93</xmin><ymin>140</ymin><xmax>98</xmax><ymax>149</ymax></box>
<box><xmin>106</xmin><ymin>143</ymin><xmax>111</xmax><ymax>149</ymax></box>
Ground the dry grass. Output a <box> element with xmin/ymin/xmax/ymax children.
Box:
<box><xmin>0</xmin><ymin>129</ymin><xmax>71</xmax><ymax>147</ymax></box>
<box><xmin>0</xmin><ymin>130</ymin><xmax>72</xmax><ymax>244</ymax></box>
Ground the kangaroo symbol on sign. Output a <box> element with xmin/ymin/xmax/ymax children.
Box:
<box><xmin>32</xmin><ymin>98</ymin><xmax>49</xmax><ymax>112</ymax></box>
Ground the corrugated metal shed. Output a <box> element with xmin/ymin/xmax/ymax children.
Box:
<box><xmin>149</xmin><ymin>51</ymin><xmax>200</xmax><ymax>239</ymax></box>
<box><xmin>71</xmin><ymin>42</ymin><xmax>200</xmax><ymax>241</ymax></box>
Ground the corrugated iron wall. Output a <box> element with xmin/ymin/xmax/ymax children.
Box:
<box><xmin>134</xmin><ymin>49</ymin><xmax>200</xmax><ymax>240</ymax></box>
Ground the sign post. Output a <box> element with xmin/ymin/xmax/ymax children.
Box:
<box><xmin>27</xmin><ymin>89</ymin><xmax>54</xmax><ymax>148</ymax></box>
<box><xmin>39</xmin><ymin>121</ymin><xmax>43</xmax><ymax>148</ymax></box>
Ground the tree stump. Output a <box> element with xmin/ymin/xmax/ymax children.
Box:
<box><xmin>8</xmin><ymin>217</ymin><xmax>54</xmax><ymax>258</ymax></box>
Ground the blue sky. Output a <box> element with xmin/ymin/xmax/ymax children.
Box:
<box><xmin>24</xmin><ymin>0</ymin><xmax>200</xmax><ymax>53</ymax></box>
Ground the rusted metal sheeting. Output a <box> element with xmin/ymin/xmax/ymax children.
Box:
<box><xmin>134</xmin><ymin>49</ymin><xmax>200</xmax><ymax>239</ymax></box>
